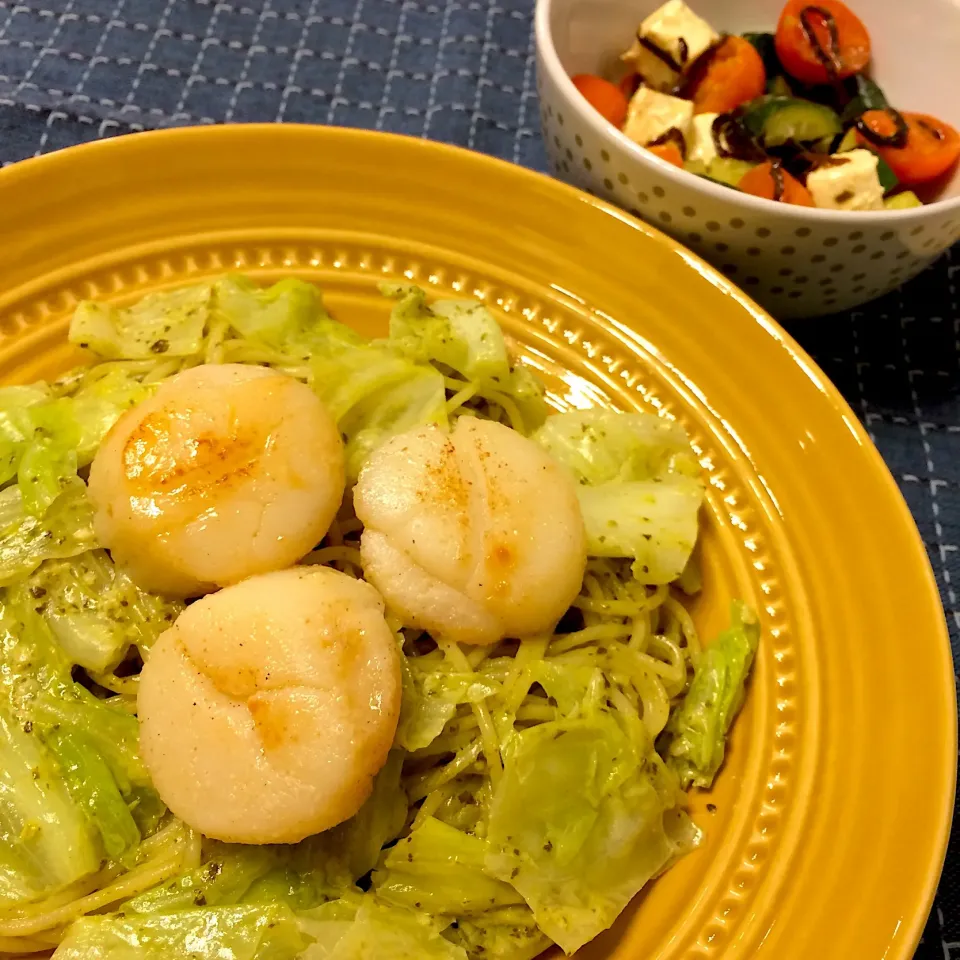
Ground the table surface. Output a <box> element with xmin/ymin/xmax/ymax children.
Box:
<box><xmin>0</xmin><ymin>0</ymin><xmax>957</xmax><ymax>955</ymax></box>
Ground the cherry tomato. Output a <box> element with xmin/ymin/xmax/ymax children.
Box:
<box><xmin>571</xmin><ymin>74</ymin><xmax>629</xmax><ymax>127</ymax></box>
<box><xmin>856</xmin><ymin>110</ymin><xmax>960</xmax><ymax>185</ymax></box>
<box><xmin>738</xmin><ymin>161</ymin><xmax>815</xmax><ymax>206</ymax></box>
<box><xmin>775</xmin><ymin>0</ymin><xmax>870</xmax><ymax>85</ymax></box>
<box><xmin>646</xmin><ymin>143</ymin><xmax>684</xmax><ymax>168</ymax></box>
<box><xmin>686</xmin><ymin>36</ymin><xmax>766</xmax><ymax>115</ymax></box>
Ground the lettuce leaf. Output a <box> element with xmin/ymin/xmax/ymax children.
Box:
<box><xmin>44</xmin><ymin>727</ymin><xmax>141</xmax><ymax>862</ymax></box>
<box><xmin>374</xmin><ymin>817</ymin><xmax>524</xmax><ymax>915</ymax></box>
<box><xmin>532</xmin><ymin>410</ymin><xmax>704</xmax><ymax>584</ymax></box>
<box><xmin>382</xmin><ymin>285</ymin><xmax>548</xmax><ymax>435</ymax></box>
<box><xmin>0</xmin><ymin>481</ymin><xmax>97</xmax><ymax>587</ymax></box>
<box><xmin>533</xmin><ymin>409</ymin><xmax>700</xmax><ymax>485</ymax></box>
<box><xmin>306</xmin><ymin>898</ymin><xmax>467</xmax><ymax>960</ymax></box>
<box><xmin>125</xmin><ymin>846</ymin><xmax>278</xmax><ymax>914</ymax></box>
<box><xmin>384</xmin><ymin>285</ymin><xmax>511</xmax><ymax>383</ymax></box>
<box><xmin>662</xmin><ymin>603</ymin><xmax>760</xmax><ymax>789</ymax></box>
<box><xmin>485</xmin><ymin>716</ymin><xmax>697</xmax><ymax>954</ymax></box>
<box><xmin>0</xmin><ymin>384</ymin><xmax>53</xmax><ymax>444</ymax></box>
<box><xmin>68</xmin><ymin>368</ymin><xmax>154</xmax><ymax>464</ymax></box>
<box><xmin>215</xmin><ymin>276</ymin><xmax>356</xmax><ymax>355</ymax></box>
<box><xmin>0</xmin><ymin>590</ymin><xmax>161</xmax><ymax>904</ymax></box>
<box><xmin>18</xmin><ymin>432</ymin><xmax>78</xmax><ymax>518</ymax></box>
<box><xmin>53</xmin><ymin>904</ymin><xmax>307</xmax><ymax>960</ymax></box>
<box><xmin>577</xmin><ymin>477</ymin><xmax>704</xmax><ymax>585</ymax></box>
<box><xmin>445</xmin><ymin>914</ymin><xmax>551</xmax><ymax>960</ymax></box>
<box><xmin>312</xmin><ymin>345</ymin><xmax>447</xmax><ymax>481</ymax></box>
<box><xmin>396</xmin><ymin>655</ymin><xmax>499</xmax><ymax>752</ymax></box>
<box><xmin>498</xmin><ymin>365</ymin><xmax>549</xmax><ymax>435</ymax></box>
<box><xmin>0</xmin><ymin>369</ymin><xmax>152</xmax><ymax>520</ymax></box>
<box><xmin>0</xmin><ymin>708</ymin><xmax>102</xmax><ymax>903</ymax></box>
<box><xmin>70</xmin><ymin>284</ymin><xmax>212</xmax><ymax>360</ymax></box>
<box><xmin>26</xmin><ymin>548</ymin><xmax>182</xmax><ymax>673</ymax></box>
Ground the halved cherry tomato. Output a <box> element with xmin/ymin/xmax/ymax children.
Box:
<box><xmin>618</xmin><ymin>71</ymin><xmax>640</xmax><ymax>100</ymax></box>
<box><xmin>856</xmin><ymin>110</ymin><xmax>960</xmax><ymax>185</ymax></box>
<box><xmin>646</xmin><ymin>143</ymin><xmax>684</xmax><ymax>168</ymax></box>
<box><xmin>775</xmin><ymin>0</ymin><xmax>870</xmax><ymax>85</ymax></box>
<box><xmin>571</xmin><ymin>74</ymin><xmax>629</xmax><ymax>127</ymax></box>
<box><xmin>738</xmin><ymin>161</ymin><xmax>815</xmax><ymax>205</ymax></box>
<box><xmin>686</xmin><ymin>36</ymin><xmax>766</xmax><ymax>115</ymax></box>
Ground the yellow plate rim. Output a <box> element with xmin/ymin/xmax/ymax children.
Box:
<box><xmin>0</xmin><ymin>124</ymin><xmax>955</xmax><ymax>958</ymax></box>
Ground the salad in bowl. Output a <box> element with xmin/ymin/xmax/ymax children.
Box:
<box><xmin>568</xmin><ymin>0</ymin><xmax>960</xmax><ymax>210</ymax></box>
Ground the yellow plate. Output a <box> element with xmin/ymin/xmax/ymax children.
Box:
<box><xmin>0</xmin><ymin>125</ymin><xmax>955</xmax><ymax>960</ymax></box>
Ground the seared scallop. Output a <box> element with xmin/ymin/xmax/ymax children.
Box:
<box><xmin>354</xmin><ymin>418</ymin><xmax>586</xmax><ymax>645</ymax></box>
<box><xmin>137</xmin><ymin>566</ymin><xmax>401</xmax><ymax>844</ymax></box>
<box><xmin>88</xmin><ymin>364</ymin><xmax>344</xmax><ymax>598</ymax></box>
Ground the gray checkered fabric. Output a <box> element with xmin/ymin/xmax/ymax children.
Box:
<box><xmin>0</xmin><ymin>0</ymin><xmax>956</xmax><ymax>955</ymax></box>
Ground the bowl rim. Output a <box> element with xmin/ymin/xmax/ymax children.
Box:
<box><xmin>534</xmin><ymin>0</ymin><xmax>960</xmax><ymax>223</ymax></box>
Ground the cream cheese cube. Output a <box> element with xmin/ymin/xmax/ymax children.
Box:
<box><xmin>621</xmin><ymin>37</ymin><xmax>681</xmax><ymax>93</ymax></box>
<box><xmin>806</xmin><ymin>149</ymin><xmax>885</xmax><ymax>211</ymax></box>
<box><xmin>623</xmin><ymin>86</ymin><xmax>695</xmax><ymax>148</ymax></box>
<box><xmin>640</xmin><ymin>0</ymin><xmax>719</xmax><ymax>72</ymax></box>
<box><xmin>687</xmin><ymin>111</ymin><xmax>719</xmax><ymax>164</ymax></box>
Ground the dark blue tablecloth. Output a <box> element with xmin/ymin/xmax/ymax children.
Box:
<box><xmin>0</xmin><ymin>0</ymin><xmax>956</xmax><ymax>954</ymax></box>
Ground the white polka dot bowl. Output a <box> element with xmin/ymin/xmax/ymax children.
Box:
<box><xmin>534</xmin><ymin>0</ymin><xmax>960</xmax><ymax>319</ymax></box>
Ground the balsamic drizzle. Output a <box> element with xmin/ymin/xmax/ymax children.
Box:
<box><xmin>636</xmin><ymin>34</ymin><xmax>684</xmax><ymax>73</ymax></box>
<box><xmin>649</xmin><ymin>126</ymin><xmax>688</xmax><ymax>157</ymax></box>
<box><xmin>855</xmin><ymin>107</ymin><xmax>909</xmax><ymax>148</ymax></box>
<box><xmin>710</xmin><ymin>112</ymin><xmax>768</xmax><ymax>163</ymax></box>
<box><xmin>678</xmin><ymin>34</ymin><xmax>728</xmax><ymax>98</ymax></box>
<box><xmin>797</xmin><ymin>151</ymin><xmax>851</xmax><ymax>172</ymax></box>
<box><xmin>770</xmin><ymin>161</ymin><xmax>786</xmax><ymax>202</ymax></box>
<box><xmin>916</xmin><ymin>117</ymin><xmax>945</xmax><ymax>141</ymax></box>
<box><xmin>798</xmin><ymin>5</ymin><xmax>843</xmax><ymax>81</ymax></box>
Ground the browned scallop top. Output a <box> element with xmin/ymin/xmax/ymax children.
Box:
<box><xmin>483</xmin><ymin>540</ymin><xmax>516</xmax><ymax>599</ymax></box>
<box><xmin>419</xmin><ymin>437</ymin><xmax>471</xmax><ymax>516</ymax></box>
<box><xmin>248</xmin><ymin>694</ymin><xmax>307</xmax><ymax>753</ymax></box>
<box><xmin>122</xmin><ymin>402</ymin><xmax>268</xmax><ymax>498</ymax></box>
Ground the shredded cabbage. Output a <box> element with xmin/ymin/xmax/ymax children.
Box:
<box><xmin>301</xmin><ymin>897</ymin><xmax>467</xmax><ymax>960</ymax></box>
<box><xmin>662</xmin><ymin>603</ymin><xmax>760</xmax><ymax>789</ymax></box>
<box><xmin>533</xmin><ymin>410</ymin><xmax>706</xmax><ymax>584</ymax></box>
<box><xmin>26</xmin><ymin>549</ymin><xmax>182</xmax><ymax>674</ymax></box>
<box><xmin>53</xmin><ymin>904</ymin><xmax>307</xmax><ymax>960</ymax></box>
<box><xmin>70</xmin><ymin>284</ymin><xmax>212</xmax><ymax>360</ymax></box>
<box><xmin>485</xmin><ymin>717</ymin><xmax>695</xmax><ymax>954</ymax></box>
<box><xmin>384</xmin><ymin>285</ymin><xmax>512</xmax><ymax>383</ymax></box>
<box><xmin>0</xmin><ymin>276</ymin><xmax>757</xmax><ymax>960</ymax></box>
<box><xmin>532</xmin><ymin>409</ymin><xmax>701</xmax><ymax>484</ymax></box>
<box><xmin>577</xmin><ymin>476</ymin><xmax>704</xmax><ymax>584</ymax></box>
<box><xmin>375</xmin><ymin>817</ymin><xmax>525</xmax><ymax>915</ymax></box>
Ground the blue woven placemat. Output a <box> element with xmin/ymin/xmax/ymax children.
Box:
<box><xmin>0</xmin><ymin>0</ymin><xmax>956</xmax><ymax>954</ymax></box>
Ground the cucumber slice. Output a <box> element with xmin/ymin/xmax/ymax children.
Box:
<box><xmin>764</xmin><ymin>103</ymin><xmax>841</xmax><ymax>147</ymax></box>
<box><xmin>767</xmin><ymin>75</ymin><xmax>793</xmax><ymax>99</ymax></box>
<box><xmin>707</xmin><ymin>157</ymin><xmax>757</xmax><ymax>187</ymax></box>
<box><xmin>833</xmin><ymin>129</ymin><xmax>898</xmax><ymax>191</ymax></box>
<box><xmin>872</xmin><ymin>153</ymin><xmax>899</xmax><ymax>192</ymax></box>
<box><xmin>683</xmin><ymin>158</ymin><xmax>748</xmax><ymax>192</ymax></box>
<box><xmin>836</xmin><ymin>128</ymin><xmax>858</xmax><ymax>152</ymax></box>
<box><xmin>840</xmin><ymin>75</ymin><xmax>889</xmax><ymax>126</ymax></box>
<box><xmin>884</xmin><ymin>191</ymin><xmax>922</xmax><ymax>209</ymax></box>
<box><xmin>740</xmin><ymin>96</ymin><xmax>794</xmax><ymax>135</ymax></box>
<box><xmin>742</xmin><ymin>96</ymin><xmax>842</xmax><ymax>148</ymax></box>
